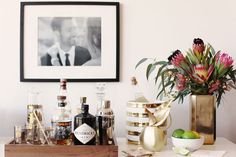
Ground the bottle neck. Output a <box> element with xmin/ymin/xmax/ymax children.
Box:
<box><xmin>28</xmin><ymin>91</ymin><xmax>40</xmax><ymax>105</ymax></box>
<box><xmin>81</xmin><ymin>104</ymin><xmax>89</xmax><ymax>115</ymax></box>
<box><xmin>81</xmin><ymin>109</ymin><xmax>88</xmax><ymax>114</ymax></box>
<box><xmin>59</xmin><ymin>86</ymin><xmax>67</xmax><ymax>96</ymax></box>
<box><xmin>57</xmin><ymin>95</ymin><xmax>67</xmax><ymax>107</ymax></box>
<box><xmin>132</xmin><ymin>85</ymin><xmax>148</xmax><ymax>102</ymax></box>
<box><xmin>80</xmin><ymin>97</ymin><xmax>87</xmax><ymax>104</ymax></box>
<box><xmin>58</xmin><ymin>102</ymin><xmax>66</xmax><ymax>107</ymax></box>
<box><xmin>59</xmin><ymin>78</ymin><xmax>67</xmax><ymax>97</ymax></box>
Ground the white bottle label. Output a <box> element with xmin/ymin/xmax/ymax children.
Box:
<box><xmin>74</xmin><ymin>123</ymin><xmax>96</xmax><ymax>144</ymax></box>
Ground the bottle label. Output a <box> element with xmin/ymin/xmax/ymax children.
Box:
<box><xmin>55</xmin><ymin>121</ymin><xmax>72</xmax><ymax>140</ymax></box>
<box><xmin>74</xmin><ymin>123</ymin><xmax>96</xmax><ymax>144</ymax></box>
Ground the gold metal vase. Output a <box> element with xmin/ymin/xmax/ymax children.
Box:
<box><xmin>139</xmin><ymin>115</ymin><xmax>171</xmax><ymax>152</ymax></box>
<box><xmin>139</xmin><ymin>126</ymin><xmax>166</xmax><ymax>152</ymax></box>
<box><xmin>190</xmin><ymin>95</ymin><xmax>216</xmax><ymax>144</ymax></box>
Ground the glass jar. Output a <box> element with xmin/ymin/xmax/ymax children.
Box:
<box><xmin>26</xmin><ymin>90</ymin><xmax>45</xmax><ymax>144</ymax></box>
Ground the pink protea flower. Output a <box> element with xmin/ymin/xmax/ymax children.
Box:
<box><xmin>168</xmin><ymin>50</ymin><xmax>185</xmax><ymax>67</ymax></box>
<box><xmin>192</xmin><ymin>38</ymin><xmax>205</xmax><ymax>54</ymax></box>
<box><xmin>176</xmin><ymin>74</ymin><xmax>187</xmax><ymax>91</ymax></box>
<box><xmin>218</xmin><ymin>52</ymin><xmax>233</xmax><ymax>68</ymax></box>
<box><xmin>209</xmin><ymin>80</ymin><xmax>221</xmax><ymax>94</ymax></box>
<box><xmin>215</xmin><ymin>52</ymin><xmax>234</xmax><ymax>77</ymax></box>
<box><xmin>168</xmin><ymin>50</ymin><xmax>190</xmax><ymax>73</ymax></box>
<box><xmin>192</xmin><ymin>64</ymin><xmax>214</xmax><ymax>84</ymax></box>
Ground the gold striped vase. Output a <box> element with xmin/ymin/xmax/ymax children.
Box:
<box><xmin>126</xmin><ymin>101</ymin><xmax>162</xmax><ymax>144</ymax></box>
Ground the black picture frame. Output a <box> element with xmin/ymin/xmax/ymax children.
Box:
<box><xmin>20</xmin><ymin>1</ymin><xmax>120</xmax><ymax>82</ymax></box>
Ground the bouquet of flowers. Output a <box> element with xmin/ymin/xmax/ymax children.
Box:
<box><xmin>136</xmin><ymin>38</ymin><xmax>236</xmax><ymax>106</ymax></box>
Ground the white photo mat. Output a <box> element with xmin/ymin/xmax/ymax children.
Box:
<box><xmin>20</xmin><ymin>2</ymin><xmax>119</xmax><ymax>82</ymax></box>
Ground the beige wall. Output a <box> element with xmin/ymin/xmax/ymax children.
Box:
<box><xmin>0</xmin><ymin>0</ymin><xmax>236</xmax><ymax>143</ymax></box>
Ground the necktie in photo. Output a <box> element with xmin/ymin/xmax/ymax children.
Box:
<box><xmin>65</xmin><ymin>53</ymin><xmax>70</xmax><ymax>66</ymax></box>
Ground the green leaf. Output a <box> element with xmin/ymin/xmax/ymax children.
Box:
<box><xmin>194</xmin><ymin>50</ymin><xmax>201</xmax><ymax>61</ymax></box>
<box><xmin>186</xmin><ymin>51</ymin><xmax>199</xmax><ymax>64</ymax></box>
<box><xmin>153</xmin><ymin>61</ymin><xmax>168</xmax><ymax>66</ymax></box>
<box><xmin>135</xmin><ymin>58</ymin><xmax>148</xmax><ymax>69</ymax></box>
<box><xmin>165</xmin><ymin>80</ymin><xmax>174</xmax><ymax>87</ymax></box>
<box><xmin>146</xmin><ymin>64</ymin><xmax>156</xmax><ymax>80</ymax></box>
<box><xmin>216</xmin><ymin>90</ymin><xmax>223</xmax><ymax>107</ymax></box>
<box><xmin>209</xmin><ymin>43</ymin><xmax>216</xmax><ymax>55</ymax></box>
<box><xmin>203</xmin><ymin>46</ymin><xmax>210</xmax><ymax>65</ymax></box>
<box><xmin>170</xmin><ymin>81</ymin><xmax>175</xmax><ymax>91</ymax></box>
<box><xmin>156</xmin><ymin>88</ymin><xmax>165</xmax><ymax>99</ymax></box>
<box><xmin>156</xmin><ymin>73</ymin><xmax>168</xmax><ymax>99</ymax></box>
<box><xmin>155</xmin><ymin>64</ymin><xmax>168</xmax><ymax>83</ymax></box>
<box><xmin>204</xmin><ymin>45</ymin><xmax>210</xmax><ymax>59</ymax></box>
<box><xmin>228</xmin><ymin>69</ymin><xmax>236</xmax><ymax>83</ymax></box>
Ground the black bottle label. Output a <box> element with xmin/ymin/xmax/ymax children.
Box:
<box><xmin>74</xmin><ymin>123</ymin><xmax>96</xmax><ymax>144</ymax></box>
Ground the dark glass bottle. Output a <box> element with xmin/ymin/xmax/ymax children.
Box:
<box><xmin>74</xmin><ymin>104</ymin><xmax>96</xmax><ymax>145</ymax></box>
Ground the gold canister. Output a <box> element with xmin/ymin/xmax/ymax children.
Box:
<box><xmin>190</xmin><ymin>95</ymin><xmax>216</xmax><ymax>144</ymax></box>
<box><xmin>126</xmin><ymin>101</ymin><xmax>162</xmax><ymax>144</ymax></box>
<box><xmin>126</xmin><ymin>101</ymin><xmax>148</xmax><ymax>144</ymax></box>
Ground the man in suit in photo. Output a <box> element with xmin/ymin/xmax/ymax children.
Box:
<box><xmin>41</xmin><ymin>17</ymin><xmax>91</xmax><ymax>66</ymax></box>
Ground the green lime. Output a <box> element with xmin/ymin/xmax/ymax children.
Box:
<box><xmin>172</xmin><ymin>129</ymin><xmax>185</xmax><ymax>138</ymax></box>
<box><xmin>192</xmin><ymin>131</ymin><xmax>200</xmax><ymax>139</ymax></box>
<box><xmin>172</xmin><ymin>147</ymin><xmax>190</xmax><ymax>156</ymax></box>
<box><xmin>182</xmin><ymin>131</ymin><xmax>197</xmax><ymax>139</ymax></box>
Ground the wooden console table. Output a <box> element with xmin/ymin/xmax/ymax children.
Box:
<box><xmin>117</xmin><ymin>137</ymin><xmax>236</xmax><ymax>157</ymax></box>
<box><xmin>0</xmin><ymin>137</ymin><xmax>236</xmax><ymax>157</ymax></box>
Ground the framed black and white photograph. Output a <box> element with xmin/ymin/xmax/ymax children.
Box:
<box><xmin>20</xmin><ymin>2</ymin><xmax>119</xmax><ymax>82</ymax></box>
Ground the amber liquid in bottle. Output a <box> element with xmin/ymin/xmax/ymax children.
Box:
<box><xmin>52</xmin><ymin>79</ymin><xmax>72</xmax><ymax>145</ymax></box>
<box><xmin>55</xmin><ymin>121</ymin><xmax>72</xmax><ymax>145</ymax></box>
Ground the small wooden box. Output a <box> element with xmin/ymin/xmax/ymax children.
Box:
<box><xmin>5</xmin><ymin>139</ymin><xmax>118</xmax><ymax>157</ymax></box>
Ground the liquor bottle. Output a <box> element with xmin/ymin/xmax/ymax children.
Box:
<box><xmin>51</xmin><ymin>79</ymin><xmax>72</xmax><ymax>145</ymax></box>
<box><xmin>74</xmin><ymin>104</ymin><xmax>96</xmax><ymax>145</ymax></box>
<box><xmin>97</xmin><ymin>100</ymin><xmax>115</xmax><ymax>145</ymax></box>
<box><xmin>131</xmin><ymin>77</ymin><xmax>148</xmax><ymax>102</ymax></box>
<box><xmin>52</xmin><ymin>96</ymin><xmax>72</xmax><ymax>145</ymax></box>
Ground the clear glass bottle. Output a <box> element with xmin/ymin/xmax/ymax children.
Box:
<box><xmin>74</xmin><ymin>104</ymin><xmax>96</xmax><ymax>145</ymax></box>
<box><xmin>52</xmin><ymin>95</ymin><xmax>72</xmax><ymax>145</ymax></box>
<box><xmin>26</xmin><ymin>89</ymin><xmax>44</xmax><ymax>145</ymax></box>
<box><xmin>27</xmin><ymin>90</ymin><xmax>43</xmax><ymax>127</ymax></box>
<box><xmin>95</xmin><ymin>83</ymin><xmax>107</xmax><ymax>113</ymax></box>
<box><xmin>131</xmin><ymin>77</ymin><xmax>148</xmax><ymax>102</ymax></box>
<box><xmin>96</xmin><ymin>100</ymin><xmax>115</xmax><ymax>145</ymax></box>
